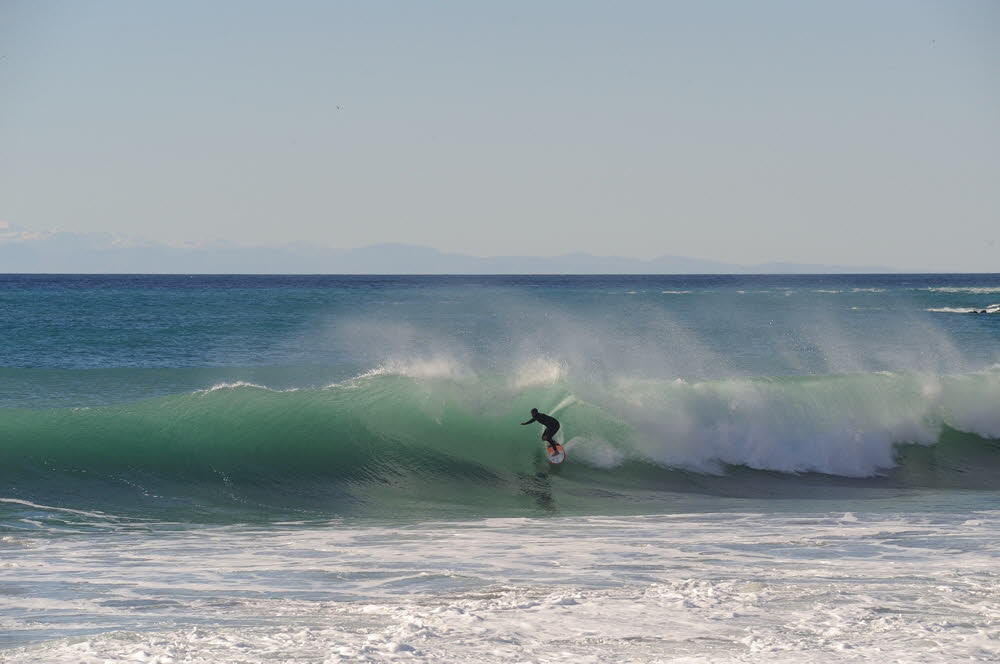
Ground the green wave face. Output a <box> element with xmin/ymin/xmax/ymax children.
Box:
<box><xmin>1</xmin><ymin>375</ymin><xmax>568</xmax><ymax>521</ymax></box>
<box><xmin>3</xmin><ymin>369</ymin><xmax>1000</xmax><ymax>523</ymax></box>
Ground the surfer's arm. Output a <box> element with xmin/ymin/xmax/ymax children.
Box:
<box><xmin>520</xmin><ymin>418</ymin><xmax>535</xmax><ymax>425</ymax></box>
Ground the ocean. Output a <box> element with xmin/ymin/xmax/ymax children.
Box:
<box><xmin>2</xmin><ymin>273</ymin><xmax>999</xmax><ymax>662</ymax></box>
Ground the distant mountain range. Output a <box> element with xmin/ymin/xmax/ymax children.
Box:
<box><xmin>0</xmin><ymin>222</ymin><xmax>896</xmax><ymax>274</ymax></box>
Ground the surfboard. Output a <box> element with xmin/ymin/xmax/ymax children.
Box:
<box><xmin>546</xmin><ymin>444</ymin><xmax>566</xmax><ymax>465</ymax></box>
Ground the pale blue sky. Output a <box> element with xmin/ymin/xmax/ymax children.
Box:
<box><xmin>1</xmin><ymin>1</ymin><xmax>998</xmax><ymax>270</ymax></box>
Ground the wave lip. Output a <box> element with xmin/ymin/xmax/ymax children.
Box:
<box><xmin>354</xmin><ymin>357</ymin><xmax>472</xmax><ymax>380</ymax></box>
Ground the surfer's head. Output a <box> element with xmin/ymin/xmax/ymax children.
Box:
<box><xmin>531</xmin><ymin>408</ymin><xmax>538</xmax><ymax>416</ymax></box>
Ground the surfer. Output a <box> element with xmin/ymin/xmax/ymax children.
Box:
<box><xmin>521</xmin><ymin>408</ymin><xmax>561</xmax><ymax>454</ymax></box>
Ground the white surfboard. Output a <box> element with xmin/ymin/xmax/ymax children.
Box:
<box><xmin>546</xmin><ymin>444</ymin><xmax>566</xmax><ymax>465</ymax></box>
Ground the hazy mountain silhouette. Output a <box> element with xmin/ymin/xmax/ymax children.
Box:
<box><xmin>0</xmin><ymin>224</ymin><xmax>896</xmax><ymax>274</ymax></box>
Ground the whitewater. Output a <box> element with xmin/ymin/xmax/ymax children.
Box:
<box><xmin>2</xmin><ymin>274</ymin><xmax>1000</xmax><ymax>662</ymax></box>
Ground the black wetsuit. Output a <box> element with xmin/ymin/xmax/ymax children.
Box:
<box><xmin>523</xmin><ymin>411</ymin><xmax>560</xmax><ymax>444</ymax></box>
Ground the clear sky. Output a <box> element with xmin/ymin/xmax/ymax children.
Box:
<box><xmin>1</xmin><ymin>0</ymin><xmax>998</xmax><ymax>270</ymax></box>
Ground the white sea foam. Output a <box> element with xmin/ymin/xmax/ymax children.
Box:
<box><xmin>0</xmin><ymin>498</ymin><xmax>111</xmax><ymax>520</ymax></box>
<box><xmin>575</xmin><ymin>370</ymin><xmax>1000</xmax><ymax>477</ymax></box>
<box><xmin>923</xmin><ymin>287</ymin><xmax>1000</xmax><ymax>294</ymax></box>
<box><xmin>3</xmin><ymin>513</ymin><xmax>999</xmax><ymax>662</ymax></box>
<box><xmin>195</xmin><ymin>381</ymin><xmax>303</xmax><ymax>395</ymax></box>
<box><xmin>928</xmin><ymin>307</ymin><xmax>980</xmax><ymax>313</ymax></box>
<box><xmin>927</xmin><ymin>304</ymin><xmax>1000</xmax><ymax>314</ymax></box>
<box><xmin>198</xmin><ymin>381</ymin><xmax>269</xmax><ymax>393</ymax></box>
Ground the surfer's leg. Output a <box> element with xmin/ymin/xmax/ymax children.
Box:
<box><xmin>543</xmin><ymin>429</ymin><xmax>557</xmax><ymax>453</ymax></box>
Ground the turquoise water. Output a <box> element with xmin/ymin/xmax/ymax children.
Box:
<box><xmin>2</xmin><ymin>274</ymin><xmax>1000</xmax><ymax>524</ymax></box>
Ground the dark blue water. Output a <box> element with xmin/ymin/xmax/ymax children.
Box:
<box><xmin>3</xmin><ymin>273</ymin><xmax>999</xmax><ymax>396</ymax></box>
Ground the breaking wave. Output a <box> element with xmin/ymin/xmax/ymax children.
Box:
<box><xmin>3</xmin><ymin>365</ymin><xmax>1000</xmax><ymax>521</ymax></box>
